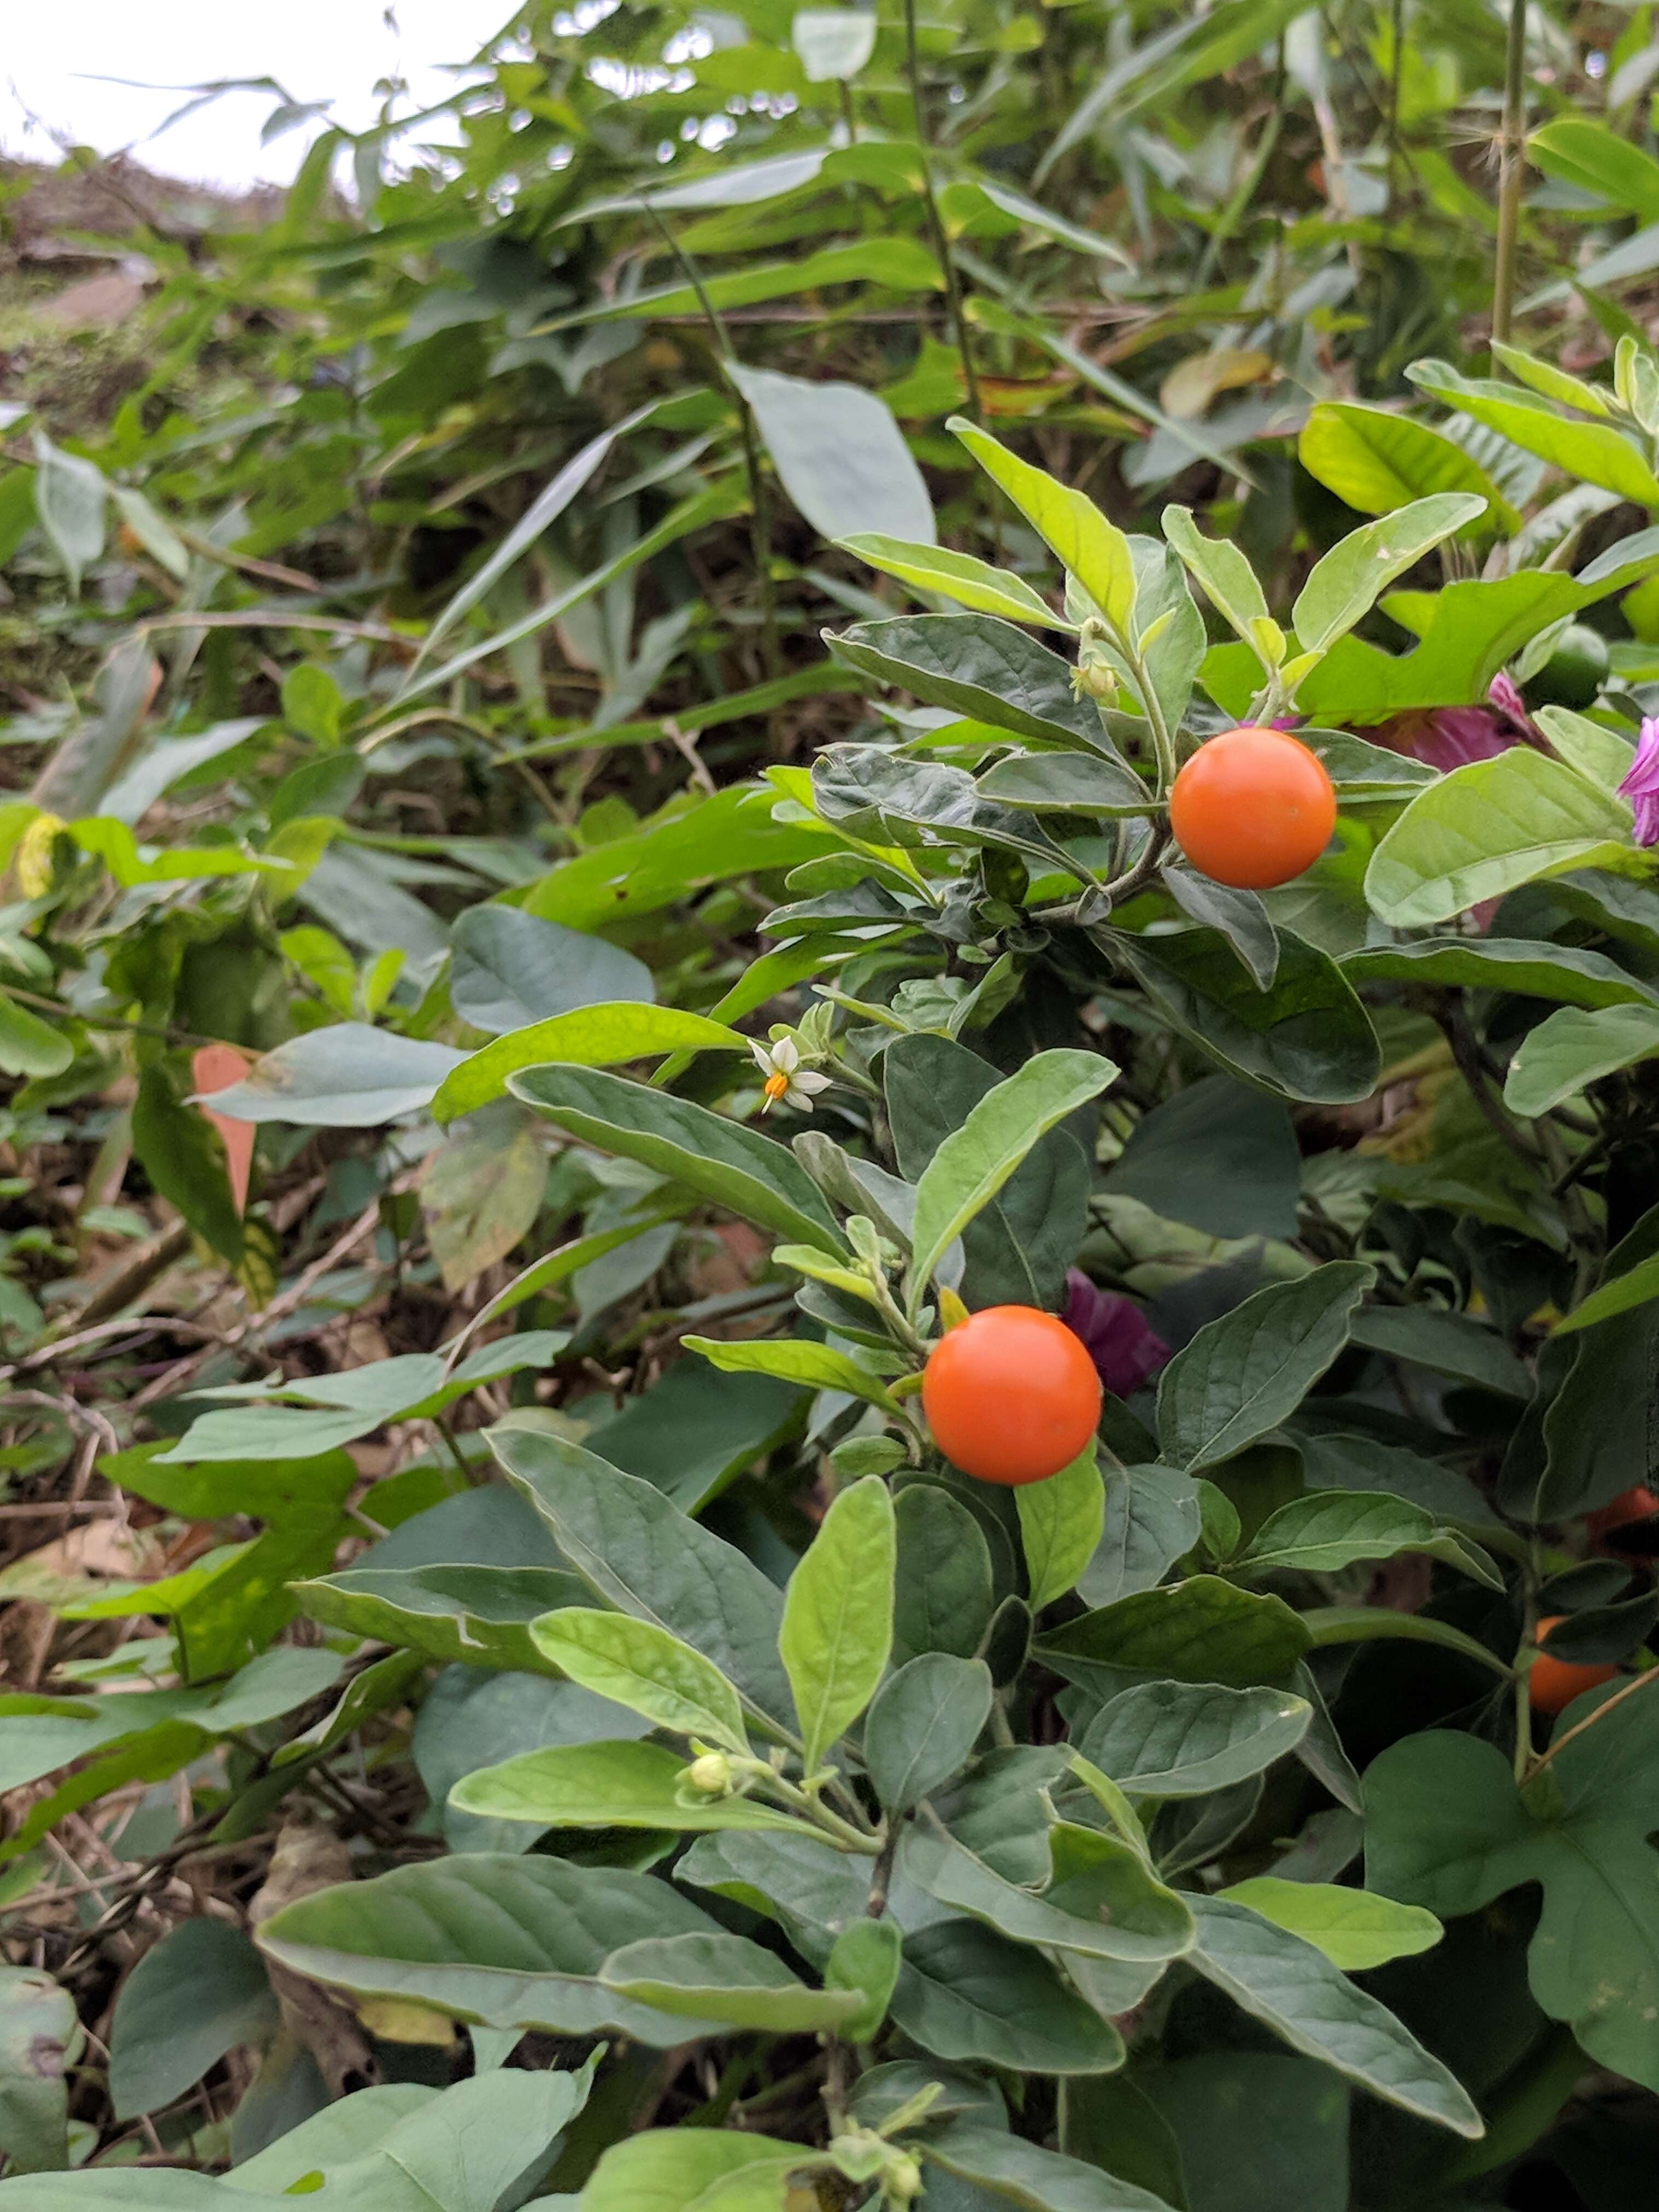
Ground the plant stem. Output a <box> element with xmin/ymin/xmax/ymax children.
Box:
<box><xmin>1491</xmin><ymin>0</ymin><xmax>1528</xmax><ymax>348</ymax></box>
<box><xmin>901</xmin><ymin>0</ymin><xmax>982</xmax><ymax>422</ymax></box>
<box><xmin>639</xmin><ymin>199</ymin><xmax>782</xmax><ymax>678</ymax></box>
<box><xmin>1528</xmin><ymin>1660</ymin><xmax>1659</xmax><ymax>1775</ymax></box>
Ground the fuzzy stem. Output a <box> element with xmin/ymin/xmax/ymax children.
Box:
<box><xmin>1491</xmin><ymin>0</ymin><xmax>1528</xmax><ymax>348</ymax></box>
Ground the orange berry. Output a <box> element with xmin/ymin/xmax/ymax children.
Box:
<box><xmin>1169</xmin><ymin>725</ymin><xmax>1337</xmax><ymax>890</ymax></box>
<box><xmin>1528</xmin><ymin>1614</ymin><xmax>1619</xmax><ymax>1716</ymax></box>
<box><xmin>921</xmin><ymin>1304</ymin><xmax>1101</xmax><ymax>1486</ymax></box>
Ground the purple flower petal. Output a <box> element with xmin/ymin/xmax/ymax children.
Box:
<box><xmin>1063</xmin><ymin>1270</ymin><xmax>1171</xmax><ymax>1398</ymax></box>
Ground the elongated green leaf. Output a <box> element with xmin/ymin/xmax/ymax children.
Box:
<box><xmin>202</xmin><ymin>1024</ymin><xmax>466</xmax><ymax>1128</ymax></box>
<box><xmin>1217</xmin><ymin>1879</ymin><xmax>1442</xmax><ymax>1972</ymax></box>
<box><xmin>1504</xmin><ymin>1001</ymin><xmax>1659</xmax><ymax>1116</ymax></box>
<box><xmin>1188</xmin><ymin>1895</ymin><xmax>1481</xmax><ymax>2133</ymax></box>
<box><xmin>1162</xmin><ymin>503</ymin><xmax>1272</xmax><ymax>647</ymax></box>
<box><xmin>1156</xmin><ymin>1261</ymin><xmax>1374</xmax><ymax>1472</ymax></box>
<box><xmin>1078</xmin><ymin>1681</ymin><xmax>1311</xmax><ymax>1797</ymax></box>
<box><xmin>685</xmin><ymin>1334</ymin><xmax>902</xmax><ymax>1414</ymax></box>
<box><xmin>1298</xmin><ymin>404</ymin><xmax>1515</xmax><ymax>528</ymax></box>
<box><xmin>490</xmin><ymin>1428</ymin><xmax>796</xmax><ymax>1732</ymax></box>
<box><xmin>976</xmin><ymin>751</ymin><xmax>1151</xmax><ymax>816</ymax></box>
<box><xmin>862</xmin><ymin>1654</ymin><xmax>993</xmax><ymax>1814</ymax></box>
<box><xmin>1038</xmin><ymin>1578</ymin><xmax>1311</xmax><ymax>1693</ymax></box>
<box><xmin>598</xmin><ymin>1932</ymin><xmax>861</xmax><ymax>2032</ymax></box>
<box><xmin>921</xmin><ymin>2121</ymin><xmax>1178</xmax><ymax>2212</ymax></box>
<box><xmin>108</xmin><ymin>1919</ymin><xmax>277</xmax><ymax>2122</ymax></box>
<box><xmin>1236</xmin><ymin>1490</ymin><xmax>1502</xmax><ymax>1589</ymax></box>
<box><xmin>255</xmin><ymin>1853</ymin><xmax>731</xmax><ymax>2046</ymax></box>
<box><xmin>1531</xmin><ymin>117</ymin><xmax>1659</xmax><ymax>221</ymax></box>
<box><xmin>1366</xmin><ymin>746</ymin><xmax>1634</xmax><ymax>926</ymax></box>
<box><xmin>544</xmin><ymin>238</ymin><xmax>942</xmax><ymax>331</ymax></box>
<box><xmin>581</xmin><ymin>2131</ymin><xmax>809</xmax><ymax>2211</ymax></box>
<box><xmin>451</xmin><ymin>1738</ymin><xmax>820</xmax><ymax>1836</ymax></box>
<box><xmin>1017</xmin><ymin>1447</ymin><xmax>1106</xmax><ymax>1611</ymax></box>
<box><xmin>840</xmin><ymin>534</ymin><xmax>1071</xmax><ymax>630</ymax></box>
<box><xmin>1556</xmin><ymin>1246</ymin><xmax>1659</xmax><ymax>1334</ymax></box>
<box><xmin>508</xmin><ymin>1064</ymin><xmax>843</xmax><ymax>1253</ymax></box>
<box><xmin>1291</xmin><ymin>495</ymin><xmax>1487</xmax><ymax>657</ymax></box>
<box><xmin>950</xmin><ymin>417</ymin><xmax>1136</xmax><ymax>628</ymax></box>
<box><xmin>435</xmin><ymin>1004</ymin><xmax>749</xmax><ymax>1121</ymax></box>
<box><xmin>448</xmin><ymin>905</ymin><xmax>654</xmax><ymax>1036</ymax></box>
<box><xmin>908</xmin><ymin>1048</ymin><xmax>1116</xmax><ymax>1303</ymax></box>
<box><xmin>530</xmin><ymin>1609</ymin><xmax>749</xmax><ymax>1751</ymax></box>
<box><xmin>1344</xmin><ymin>934</ymin><xmax>1657</xmax><ymax>1013</ymax></box>
<box><xmin>730</xmin><ymin>364</ymin><xmax>933</xmax><ymax>547</ymax></box>
<box><xmin>828</xmin><ymin>612</ymin><xmax>1107</xmax><ymax>749</ymax></box>
<box><xmin>1408</xmin><ymin>357</ymin><xmax>1659</xmax><ymax>505</ymax></box>
<box><xmin>779</xmin><ymin>1475</ymin><xmax>896</xmax><ymax>1769</ymax></box>
<box><xmin>1302</xmin><ymin>1607</ymin><xmax>1511</xmax><ymax>1675</ymax></box>
<box><xmin>902</xmin><ymin>1824</ymin><xmax>1194</xmax><ymax>1964</ymax></box>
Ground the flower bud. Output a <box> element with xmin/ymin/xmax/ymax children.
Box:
<box><xmin>685</xmin><ymin>1751</ymin><xmax>734</xmax><ymax>1795</ymax></box>
<box><xmin>887</xmin><ymin>2151</ymin><xmax>924</xmax><ymax>2202</ymax></box>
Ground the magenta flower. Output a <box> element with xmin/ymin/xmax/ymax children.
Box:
<box><xmin>1360</xmin><ymin>674</ymin><xmax>1541</xmax><ymax>775</ymax></box>
<box><xmin>1063</xmin><ymin>1270</ymin><xmax>1170</xmax><ymax>1399</ymax></box>
<box><xmin>1619</xmin><ymin>716</ymin><xmax>1659</xmax><ymax>847</ymax></box>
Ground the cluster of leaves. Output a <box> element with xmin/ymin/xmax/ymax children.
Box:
<box><xmin>11</xmin><ymin>1</ymin><xmax>1659</xmax><ymax>2207</ymax></box>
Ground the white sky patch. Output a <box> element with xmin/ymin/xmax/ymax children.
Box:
<box><xmin>1</xmin><ymin>0</ymin><xmax>521</xmax><ymax>190</ymax></box>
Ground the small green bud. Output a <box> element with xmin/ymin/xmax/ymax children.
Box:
<box><xmin>887</xmin><ymin>2151</ymin><xmax>924</xmax><ymax>2202</ymax></box>
<box><xmin>684</xmin><ymin>1751</ymin><xmax>734</xmax><ymax>1795</ymax></box>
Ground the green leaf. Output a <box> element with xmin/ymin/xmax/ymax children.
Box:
<box><xmin>250</xmin><ymin>1853</ymin><xmax>744</xmax><ymax>2054</ymax></box>
<box><xmin>1111</xmin><ymin>927</ymin><xmax>1380</xmax><ymax>1107</ymax></box>
<box><xmin>840</xmin><ymin>533</ymin><xmax>1070</xmax><ymax>628</ymax></box>
<box><xmin>1555</xmin><ymin>1246</ymin><xmax>1659</xmax><ymax>1333</ymax></box>
<box><xmin>901</xmin><ymin>1824</ymin><xmax>1195</xmax><ymax>1965</ymax></box>
<box><xmin>1408</xmin><ymin>357</ymin><xmax>1659</xmax><ymax>505</ymax></box>
<box><xmin>108</xmin><ymin>1919</ymin><xmax>278</xmax><ymax>2121</ymax></box>
<box><xmin>1366</xmin><ymin>746</ymin><xmax>1634</xmax><ymax>927</ymax></box>
<box><xmin>1103</xmin><ymin>1072</ymin><xmax>1301</xmax><ymax>1242</ymax></box>
<box><xmin>202</xmin><ymin>1023</ymin><xmax>466</xmax><ymax>1128</ymax></box>
<box><xmin>1298</xmin><ymin>403</ymin><xmax>1516</xmax><ymax>528</ymax></box>
<box><xmin>1533</xmin><ymin>703</ymin><xmax>1634</xmax><ymax>791</ymax></box>
<box><xmin>828</xmin><ymin>612</ymin><xmax>1107</xmax><ymax>749</ymax></box>
<box><xmin>1038</xmin><ymin>1577</ymin><xmax>1312</xmax><ymax>1693</ymax></box>
<box><xmin>1530</xmin><ymin>116</ymin><xmax>1659</xmax><ymax>221</ymax></box>
<box><xmin>921</xmin><ymin>2120</ymin><xmax>1179</xmax><ymax>2212</ymax></box>
<box><xmin>0</xmin><ymin>996</ymin><xmax>74</xmax><ymax>1079</ymax></box>
<box><xmin>730</xmin><ymin>364</ymin><xmax>933</xmax><ymax>546</ymax></box>
<box><xmin>895</xmin><ymin>1919</ymin><xmax>1126</xmax><ymax>2075</ymax></box>
<box><xmin>1079</xmin><ymin>1465</ymin><xmax>1203</xmax><ymax>1609</ymax></box>
<box><xmin>420</xmin><ymin>1103</ymin><xmax>548</xmax><ymax>1291</ymax></box>
<box><xmin>976</xmin><ymin>751</ymin><xmax>1152</xmax><ymax>817</ymax></box>
<box><xmin>780</xmin><ymin>1474</ymin><xmax>896</xmax><ymax>1769</ymax></box>
<box><xmin>811</xmin><ymin>745</ymin><xmax>1075</xmax><ymax>878</ymax></box>
<box><xmin>823</xmin><ymin>1917</ymin><xmax>902</xmax><ymax>2042</ymax></box>
<box><xmin>509</xmin><ymin>1064</ymin><xmax>843</xmax><ymax>1254</ymax></box>
<box><xmin>1344</xmin><ymin>934</ymin><xmax>1658</xmax><ymax>1013</ymax></box>
<box><xmin>892</xmin><ymin>1482</ymin><xmax>997</xmax><ymax>1664</ymax></box>
<box><xmin>530</xmin><ymin>1609</ymin><xmax>749</xmax><ymax>1751</ymax></box>
<box><xmin>521</xmin><ymin>783</ymin><xmax>839</xmax><ymax>933</ymax></box>
<box><xmin>1216</xmin><ymin>1879</ymin><xmax>1442</xmax><ymax>1972</ymax></box>
<box><xmin>1301</xmin><ymin>1607</ymin><xmax>1511</xmax><ymax>1675</ymax></box>
<box><xmin>1017</xmin><ymin>1447</ymin><xmax>1107</xmax><ymax>1611</ymax></box>
<box><xmin>543</xmin><ymin>237</ymin><xmax>942</xmax><ymax>329</ymax></box>
<box><xmin>862</xmin><ymin>1654</ymin><xmax>993</xmax><ymax>1814</ymax></box>
<box><xmin>950</xmin><ymin>416</ymin><xmax>1136</xmax><ymax>630</ymax></box>
<box><xmin>1364</xmin><ymin>1690</ymin><xmax>1659</xmax><ymax>2092</ymax></box>
<box><xmin>907</xmin><ymin>1048</ymin><xmax>1116</xmax><ymax>1304</ymax></box>
<box><xmin>31</xmin><ymin>430</ymin><xmax>105</xmax><ymax>593</ymax></box>
<box><xmin>451</xmin><ymin>1738</ymin><xmax>820</xmax><ymax>1836</ymax></box>
<box><xmin>489</xmin><ymin>1428</ymin><xmax>797</xmax><ymax>1733</ymax></box>
<box><xmin>885</xmin><ymin>1032</ymin><xmax>1093</xmax><ymax>1310</ymax></box>
<box><xmin>1345</xmin><ymin>1304</ymin><xmax>1531</xmax><ymax>1398</ymax></box>
<box><xmin>598</xmin><ymin>1932</ymin><xmax>861</xmax><ymax>2032</ymax></box>
<box><xmin>436</xmin><ymin>1004</ymin><xmax>750</xmax><ymax>1121</ymax></box>
<box><xmin>792</xmin><ymin>5</ymin><xmax>879</xmax><ymax>79</ymax></box>
<box><xmin>1076</xmin><ymin>1681</ymin><xmax>1311</xmax><ymax>1797</ymax></box>
<box><xmin>1155</xmin><ymin>1261</ymin><xmax>1374</xmax><ymax>1472</ymax></box>
<box><xmin>448</xmin><ymin>905</ymin><xmax>654</xmax><ymax>1036</ymax></box>
<box><xmin>1162</xmin><ymin>504</ymin><xmax>1276</xmax><ymax>660</ymax></box>
<box><xmin>685</xmin><ymin>1333</ymin><xmax>902</xmax><ymax>1414</ymax></box>
<box><xmin>1504</xmin><ymin>1001</ymin><xmax>1659</xmax><ymax>1116</ymax></box>
<box><xmin>0</xmin><ymin>1966</ymin><xmax>75</xmax><ymax>2174</ymax></box>
<box><xmin>1291</xmin><ymin>495</ymin><xmax>1487</xmax><ymax>658</ymax></box>
<box><xmin>1186</xmin><ymin>1895</ymin><xmax>1481</xmax><ymax>2134</ymax></box>
<box><xmin>579</xmin><ymin>2130</ymin><xmax>808</xmax><ymax>2212</ymax></box>
<box><xmin>1235</xmin><ymin>1489</ymin><xmax>1502</xmax><ymax>1590</ymax></box>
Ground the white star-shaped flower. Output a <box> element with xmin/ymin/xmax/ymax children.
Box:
<box><xmin>750</xmin><ymin>1034</ymin><xmax>833</xmax><ymax>1114</ymax></box>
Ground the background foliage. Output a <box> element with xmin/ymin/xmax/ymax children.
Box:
<box><xmin>9</xmin><ymin>0</ymin><xmax>1659</xmax><ymax>2203</ymax></box>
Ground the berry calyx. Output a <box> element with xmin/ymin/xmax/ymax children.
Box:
<box><xmin>921</xmin><ymin>1304</ymin><xmax>1102</xmax><ymax>1486</ymax></box>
